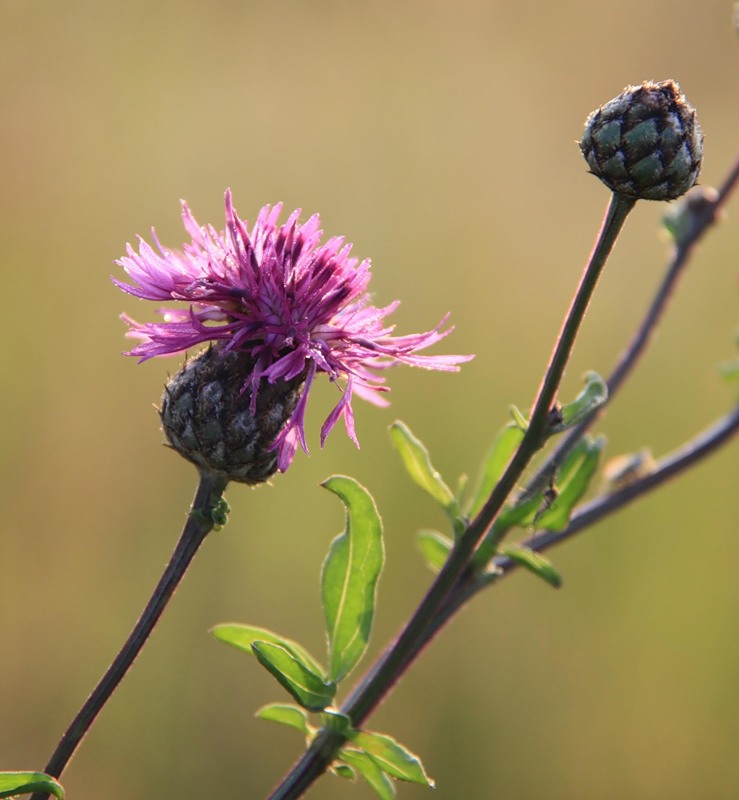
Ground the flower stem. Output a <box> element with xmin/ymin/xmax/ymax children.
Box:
<box><xmin>30</xmin><ymin>470</ymin><xmax>229</xmax><ymax>800</ymax></box>
<box><xmin>525</xmin><ymin>153</ymin><xmax>739</xmax><ymax>497</ymax></box>
<box><xmin>349</xmin><ymin>191</ymin><xmax>635</xmax><ymax>720</ymax></box>
<box><xmin>420</xmin><ymin>401</ymin><xmax>739</xmax><ymax>644</ymax></box>
<box><xmin>267</xmin><ymin>191</ymin><xmax>636</xmax><ymax>799</ymax></box>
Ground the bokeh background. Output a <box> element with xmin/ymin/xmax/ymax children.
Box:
<box><xmin>1</xmin><ymin>1</ymin><xmax>738</xmax><ymax>798</ymax></box>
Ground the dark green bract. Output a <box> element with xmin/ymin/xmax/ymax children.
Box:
<box><xmin>580</xmin><ymin>80</ymin><xmax>702</xmax><ymax>201</ymax></box>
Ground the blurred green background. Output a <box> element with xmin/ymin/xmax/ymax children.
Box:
<box><xmin>1</xmin><ymin>1</ymin><xmax>738</xmax><ymax>798</ymax></box>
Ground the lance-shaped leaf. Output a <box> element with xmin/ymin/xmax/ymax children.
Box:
<box><xmin>211</xmin><ymin>623</ymin><xmax>325</xmax><ymax>677</ymax></box>
<box><xmin>417</xmin><ymin>529</ymin><xmax>453</xmax><ymax>573</ymax></box>
<box><xmin>349</xmin><ymin>731</ymin><xmax>434</xmax><ymax>787</ymax></box>
<box><xmin>468</xmin><ymin>423</ymin><xmax>525</xmax><ymax>519</ymax></box>
<box><xmin>509</xmin><ymin>404</ymin><xmax>529</xmax><ymax>431</ymax></box>
<box><xmin>256</xmin><ymin>703</ymin><xmax>313</xmax><ymax>736</ymax></box>
<box><xmin>339</xmin><ymin>749</ymin><xmax>396</xmax><ymax>800</ymax></box>
<box><xmin>719</xmin><ymin>357</ymin><xmax>739</xmax><ymax>382</ymax></box>
<box><xmin>322</xmin><ymin>709</ymin><xmax>353</xmax><ymax>735</ymax></box>
<box><xmin>503</xmin><ymin>545</ymin><xmax>562</xmax><ymax>588</ymax></box>
<box><xmin>472</xmin><ymin>490</ymin><xmax>545</xmax><ymax>569</ymax></box>
<box><xmin>389</xmin><ymin>421</ymin><xmax>461</xmax><ymax>523</ymax></box>
<box><xmin>0</xmin><ymin>772</ymin><xmax>64</xmax><ymax>799</ymax></box>
<box><xmin>331</xmin><ymin>764</ymin><xmax>356</xmax><ymax>780</ymax></box>
<box><xmin>536</xmin><ymin>435</ymin><xmax>605</xmax><ymax>532</ymax></box>
<box><xmin>552</xmin><ymin>372</ymin><xmax>608</xmax><ymax>433</ymax></box>
<box><xmin>252</xmin><ymin>641</ymin><xmax>336</xmax><ymax>711</ymax></box>
<box><xmin>321</xmin><ymin>476</ymin><xmax>384</xmax><ymax>683</ymax></box>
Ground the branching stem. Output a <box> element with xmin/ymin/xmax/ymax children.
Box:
<box><xmin>267</xmin><ymin>192</ymin><xmax>636</xmax><ymax>799</ymax></box>
<box><xmin>526</xmin><ymin>154</ymin><xmax>739</xmax><ymax>498</ymax></box>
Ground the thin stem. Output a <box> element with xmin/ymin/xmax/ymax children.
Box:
<box><xmin>430</xmin><ymin>401</ymin><xmax>739</xmax><ymax>641</ymax></box>
<box><xmin>31</xmin><ymin>470</ymin><xmax>229</xmax><ymax>800</ymax></box>
<box><xmin>348</xmin><ymin>191</ymin><xmax>634</xmax><ymax>722</ymax></box>
<box><xmin>267</xmin><ymin>191</ymin><xmax>635</xmax><ymax>800</ymax></box>
<box><xmin>516</xmin><ymin>402</ymin><xmax>739</xmax><ymax>561</ymax></box>
<box><xmin>525</xmin><ymin>158</ymin><xmax>739</xmax><ymax>498</ymax></box>
<box><xmin>268</xmin><ymin>402</ymin><xmax>739</xmax><ymax>800</ymax></box>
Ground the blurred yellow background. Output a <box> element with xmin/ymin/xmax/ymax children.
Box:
<box><xmin>1</xmin><ymin>1</ymin><xmax>738</xmax><ymax>798</ymax></box>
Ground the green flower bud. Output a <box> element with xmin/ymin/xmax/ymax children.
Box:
<box><xmin>160</xmin><ymin>346</ymin><xmax>304</xmax><ymax>485</ymax></box>
<box><xmin>580</xmin><ymin>80</ymin><xmax>703</xmax><ymax>201</ymax></box>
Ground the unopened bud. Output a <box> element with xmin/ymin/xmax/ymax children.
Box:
<box><xmin>160</xmin><ymin>347</ymin><xmax>303</xmax><ymax>484</ymax></box>
<box><xmin>580</xmin><ymin>80</ymin><xmax>702</xmax><ymax>201</ymax></box>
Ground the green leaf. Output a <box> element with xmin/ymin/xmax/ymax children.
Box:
<box><xmin>322</xmin><ymin>709</ymin><xmax>353</xmax><ymax>735</ymax></box>
<box><xmin>454</xmin><ymin>472</ymin><xmax>469</xmax><ymax>506</ymax></box>
<box><xmin>252</xmin><ymin>641</ymin><xmax>336</xmax><ymax>711</ymax></box>
<box><xmin>321</xmin><ymin>476</ymin><xmax>385</xmax><ymax>683</ymax></box>
<box><xmin>503</xmin><ymin>545</ymin><xmax>562</xmax><ymax>588</ymax></box>
<box><xmin>0</xmin><ymin>772</ymin><xmax>64</xmax><ymax>799</ymax></box>
<box><xmin>339</xmin><ymin>749</ymin><xmax>396</xmax><ymax>800</ymax></box>
<box><xmin>553</xmin><ymin>372</ymin><xmax>608</xmax><ymax>433</ymax></box>
<box><xmin>389</xmin><ymin>421</ymin><xmax>460</xmax><ymax>520</ymax></box>
<box><xmin>535</xmin><ymin>435</ymin><xmax>605</xmax><ymax>532</ymax></box>
<box><xmin>331</xmin><ymin>763</ymin><xmax>356</xmax><ymax>780</ymax></box>
<box><xmin>350</xmin><ymin>731</ymin><xmax>434</xmax><ymax>787</ymax></box>
<box><xmin>211</xmin><ymin>623</ymin><xmax>325</xmax><ymax>677</ymax></box>
<box><xmin>472</xmin><ymin>488</ymin><xmax>544</xmax><ymax>569</ymax></box>
<box><xmin>720</xmin><ymin>358</ymin><xmax>739</xmax><ymax>382</ymax></box>
<box><xmin>495</xmin><ymin>493</ymin><xmax>543</xmax><ymax>532</ymax></box>
<box><xmin>509</xmin><ymin>404</ymin><xmax>529</xmax><ymax>431</ymax></box>
<box><xmin>468</xmin><ymin>424</ymin><xmax>525</xmax><ymax>519</ymax></box>
<box><xmin>416</xmin><ymin>529</ymin><xmax>453</xmax><ymax>573</ymax></box>
<box><xmin>255</xmin><ymin>703</ymin><xmax>313</xmax><ymax>736</ymax></box>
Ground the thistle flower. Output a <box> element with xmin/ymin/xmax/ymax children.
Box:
<box><xmin>113</xmin><ymin>191</ymin><xmax>471</xmax><ymax>479</ymax></box>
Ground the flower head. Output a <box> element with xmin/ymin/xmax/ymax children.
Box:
<box><xmin>579</xmin><ymin>80</ymin><xmax>702</xmax><ymax>201</ymax></box>
<box><xmin>114</xmin><ymin>190</ymin><xmax>471</xmax><ymax>474</ymax></box>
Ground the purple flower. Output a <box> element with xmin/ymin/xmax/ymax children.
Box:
<box><xmin>114</xmin><ymin>190</ymin><xmax>472</xmax><ymax>471</ymax></box>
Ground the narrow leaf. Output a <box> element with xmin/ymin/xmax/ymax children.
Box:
<box><xmin>389</xmin><ymin>421</ymin><xmax>460</xmax><ymax>518</ymax></box>
<box><xmin>468</xmin><ymin>424</ymin><xmax>525</xmax><ymax>518</ymax></box>
<box><xmin>719</xmin><ymin>358</ymin><xmax>739</xmax><ymax>383</ymax></box>
<box><xmin>472</xmin><ymin>491</ymin><xmax>544</xmax><ymax>569</ymax></box>
<box><xmin>331</xmin><ymin>764</ymin><xmax>356</xmax><ymax>780</ymax></box>
<box><xmin>495</xmin><ymin>492</ymin><xmax>543</xmax><ymax>532</ymax></box>
<box><xmin>536</xmin><ymin>435</ymin><xmax>605</xmax><ymax>532</ymax></box>
<box><xmin>417</xmin><ymin>529</ymin><xmax>453</xmax><ymax>573</ymax></box>
<box><xmin>321</xmin><ymin>476</ymin><xmax>384</xmax><ymax>683</ymax></box>
<box><xmin>256</xmin><ymin>703</ymin><xmax>313</xmax><ymax>736</ymax></box>
<box><xmin>553</xmin><ymin>372</ymin><xmax>608</xmax><ymax>432</ymax></box>
<box><xmin>339</xmin><ymin>749</ymin><xmax>396</xmax><ymax>800</ymax></box>
<box><xmin>350</xmin><ymin>731</ymin><xmax>434</xmax><ymax>787</ymax></box>
<box><xmin>509</xmin><ymin>404</ymin><xmax>529</xmax><ymax>431</ymax></box>
<box><xmin>252</xmin><ymin>641</ymin><xmax>336</xmax><ymax>711</ymax></box>
<box><xmin>503</xmin><ymin>545</ymin><xmax>562</xmax><ymax>588</ymax></box>
<box><xmin>211</xmin><ymin>623</ymin><xmax>325</xmax><ymax>677</ymax></box>
<box><xmin>0</xmin><ymin>773</ymin><xmax>64</xmax><ymax>799</ymax></box>
<box><xmin>322</xmin><ymin>708</ymin><xmax>353</xmax><ymax>735</ymax></box>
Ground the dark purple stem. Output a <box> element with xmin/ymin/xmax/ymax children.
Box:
<box><xmin>525</xmin><ymin>153</ymin><xmax>739</xmax><ymax>497</ymax></box>
<box><xmin>267</xmin><ymin>192</ymin><xmax>636</xmax><ymax>800</ymax></box>
<box><xmin>30</xmin><ymin>470</ymin><xmax>229</xmax><ymax>800</ymax></box>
